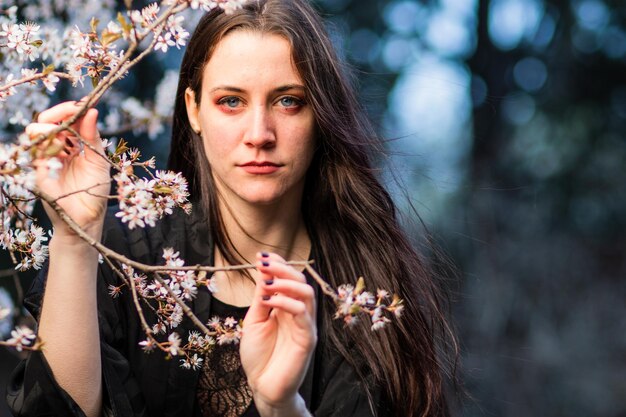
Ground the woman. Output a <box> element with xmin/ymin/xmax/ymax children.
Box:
<box><xmin>8</xmin><ymin>1</ymin><xmax>455</xmax><ymax>416</ymax></box>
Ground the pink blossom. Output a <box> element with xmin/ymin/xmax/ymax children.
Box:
<box><xmin>139</xmin><ymin>338</ymin><xmax>156</xmax><ymax>352</ymax></box>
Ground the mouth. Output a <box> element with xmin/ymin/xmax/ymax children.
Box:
<box><xmin>238</xmin><ymin>161</ymin><xmax>282</xmax><ymax>167</ymax></box>
<box><xmin>237</xmin><ymin>161</ymin><xmax>283</xmax><ymax>174</ymax></box>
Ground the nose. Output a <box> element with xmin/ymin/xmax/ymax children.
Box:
<box><xmin>244</xmin><ymin>105</ymin><xmax>276</xmax><ymax>148</ymax></box>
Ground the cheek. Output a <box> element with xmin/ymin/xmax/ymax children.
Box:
<box><xmin>202</xmin><ymin>136</ymin><xmax>231</xmax><ymax>168</ymax></box>
<box><xmin>284</xmin><ymin>116</ymin><xmax>316</xmax><ymax>154</ymax></box>
<box><xmin>297</xmin><ymin>126</ymin><xmax>317</xmax><ymax>164</ymax></box>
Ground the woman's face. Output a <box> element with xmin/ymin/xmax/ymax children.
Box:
<box><xmin>185</xmin><ymin>30</ymin><xmax>316</xmax><ymax>208</ymax></box>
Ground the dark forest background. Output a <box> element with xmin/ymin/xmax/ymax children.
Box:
<box><xmin>1</xmin><ymin>0</ymin><xmax>625</xmax><ymax>416</ymax></box>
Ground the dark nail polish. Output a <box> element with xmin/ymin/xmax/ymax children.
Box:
<box><xmin>262</xmin><ymin>295</ymin><xmax>271</xmax><ymax>301</ymax></box>
<box><xmin>264</xmin><ymin>279</ymin><xmax>274</xmax><ymax>285</ymax></box>
<box><xmin>261</xmin><ymin>252</ymin><xmax>269</xmax><ymax>258</ymax></box>
<box><xmin>262</xmin><ymin>261</ymin><xmax>269</xmax><ymax>267</ymax></box>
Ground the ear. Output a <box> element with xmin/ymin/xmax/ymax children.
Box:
<box><xmin>184</xmin><ymin>87</ymin><xmax>201</xmax><ymax>134</ymax></box>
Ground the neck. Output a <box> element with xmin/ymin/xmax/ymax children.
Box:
<box><xmin>216</xmin><ymin>195</ymin><xmax>311</xmax><ymax>266</ymax></box>
<box><xmin>209</xmin><ymin>187</ymin><xmax>311</xmax><ymax>307</ymax></box>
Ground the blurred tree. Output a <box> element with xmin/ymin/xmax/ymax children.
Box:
<box><xmin>460</xmin><ymin>0</ymin><xmax>626</xmax><ymax>416</ymax></box>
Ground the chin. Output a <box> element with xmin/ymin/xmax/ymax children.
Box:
<box><xmin>239</xmin><ymin>193</ymin><xmax>283</xmax><ymax>206</ymax></box>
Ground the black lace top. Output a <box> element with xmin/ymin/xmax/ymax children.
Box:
<box><xmin>196</xmin><ymin>297</ymin><xmax>259</xmax><ymax>417</ymax></box>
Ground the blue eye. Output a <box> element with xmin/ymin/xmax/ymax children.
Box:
<box><xmin>279</xmin><ymin>96</ymin><xmax>302</xmax><ymax>107</ymax></box>
<box><xmin>219</xmin><ymin>97</ymin><xmax>241</xmax><ymax>108</ymax></box>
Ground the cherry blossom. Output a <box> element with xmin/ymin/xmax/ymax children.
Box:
<box><xmin>42</xmin><ymin>73</ymin><xmax>60</xmax><ymax>92</ymax></box>
<box><xmin>334</xmin><ymin>277</ymin><xmax>404</xmax><ymax>330</ymax></box>
<box><xmin>6</xmin><ymin>325</ymin><xmax>36</xmax><ymax>352</ymax></box>
<box><xmin>167</xmin><ymin>332</ymin><xmax>182</xmax><ymax>355</ymax></box>
<box><xmin>139</xmin><ymin>338</ymin><xmax>157</xmax><ymax>352</ymax></box>
<box><xmin>114</xmin><ymin>169</ymin><xmax>191</xmax><ymax>230</ymax></box>
<box><xmin>180</xmin><ymin>353</ymin><xmax>203</xmax><ymax>370</ymax></box>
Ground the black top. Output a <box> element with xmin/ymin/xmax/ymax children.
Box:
<box><xmin>6</xmin><ymin>206</ymin><xmax>391</xmax><ymax>416</ymax></box>
<box><xmin>195</xmin><ymin>297</ymin><xmax>259</xmax><ymax>417</ymax></box>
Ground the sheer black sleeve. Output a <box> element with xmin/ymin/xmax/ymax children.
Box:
<box><xmin>6</xmin><ymin>208</ymin><xmax>153</xmax><ymax>417</ymax></box>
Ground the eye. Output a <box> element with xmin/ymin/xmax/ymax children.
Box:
<box><xmin>278</xmin><ymin>96</ymin><xmax>304</xmax><ymax>108</ymax></box>
<box><xmin>217</xmin><ymin>96</ymin><xmax>242</xmax><ymax>108</ymax></box>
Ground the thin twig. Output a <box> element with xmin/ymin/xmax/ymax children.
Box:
<box><xmin>0</xmin><ymin>71</ymin><xmax>73</xmax><ymax>94</ymax></box>
<box><xmin>64</xmin><ymin>126</ymin><xmax>119</xmax><ymax>170</ymax></box>
<box><xmin>0</xmin><ymin>188</ymin><xmax>35</xmax><ymax>221</ymax></box>
<box><xmin>125</xmin><ymin>260</ymin><xmax>156</xmax><ymax>339</ymax></box>
<box><xmin>304</xmin><ymin>263</ymin><xmax>338</xmax><ymax>301</ymax></box>
<box><xmin>100</xmin><ymin>116</ymin><xmax>172</xmax><ymax>138</ymax></box>
<box><xmin>0</xmin><ymin>340</ymin><xmax>43</xmax><ymax>351</ymax></box>
<box><xmin>52</xmin><ymin>181</ymin><xmax>113</xmax><ymax>202</ymax></box>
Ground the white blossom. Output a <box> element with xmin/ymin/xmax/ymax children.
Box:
<box><xmin>42</xmin><ymin>73</ymin><xmax>60</xmax><ymax>92</ymax></box>
<box><xmin>7</xmin><ymin>326</ymin><xmax>36</xmax><ymax>352</ymax></box>
<box><xmin>167</xmin><ymin>332</ymin><xmax>182</xmax><ymax>356</ymax></box>
<box><xmin>180</xmin><ymin>353</ymin><xmax>203</xmax><ymax>370</ymax></box>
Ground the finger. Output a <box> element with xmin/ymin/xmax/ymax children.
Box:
<box><xmin>76</xmin><ymin>108</ymin><xmax>101</xmax><ymax>148</ymax></box>
<box><xmin>75</xmin><ymin>108</ymin><xmax>104</xmax><ymax>161</ymax></box>
<box><xmin>36</xmin><ymin>101</ymin><xmax>102</xmax><ymax>152</ymax></box>
<box><xmin>243</xmin><ymin>269</ymin><xmax>275</xmax><ymax>326</ymax></box>
<box><xmin>261</xmin><ymin>294</ymin><xmax>315</xmax><ymax>335</ymax></box>
<box><xmin>256</xmin><ymin>257</ymin><xmax>306</xmax><ymax>284</ymax></box>
<box><xmin>261</xmin><ymin>279</ymin><xmax>315</xmax><ymax>316</ymax></box>
<box><xmin>26</xmin><ymin>124</ymin><xmax>75</xmax><ymax>158</ymax></box>
<box><xmin>36</xmin><ymin>101</ymin><xmax>87</xmax><ymax>124</ymax></box>
<box><xmin>25</xmin><ymin>122</ymin><xmax>63</xmax><ymax>139</ymax></box>
<box><xmin>258</xmin><ymin>251</ymin><xmax>287</xmax><ymax>264</ymax></box>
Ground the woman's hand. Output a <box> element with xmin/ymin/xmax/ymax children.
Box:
<box><xmin>25</xmin><ymin>101</ymin><xmax>110</xmax><ymax>239</ymax></box>
<box><xmin>240</xmin><ymin>252</ymin><xmax>317</xmax><ymax>417</ymax></box>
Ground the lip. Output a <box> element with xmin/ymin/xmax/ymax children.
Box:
<box><xmin>238</xmin><ymin>161</ymin><xmax>282</xmax><ymax>174</ymax></box>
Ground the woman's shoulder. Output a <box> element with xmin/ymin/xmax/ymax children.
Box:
<box><xmin>102</xmin><ymin>202</ymin><xmax>212</xmax><ymax>266</ymax></box>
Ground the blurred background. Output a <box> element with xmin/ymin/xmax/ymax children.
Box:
<box><xmin>1</xmin><ymin>0</ymin><xmax>625</xmax><ymax>416</ymax></box>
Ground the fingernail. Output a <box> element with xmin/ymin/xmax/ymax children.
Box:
<box><xmin>264</xmin><ymin>279</ymin><xmax>274</xmax><ymax>285</ymax></box>
<box><xmin>261</xmin><ymin>252</ymin><xmax>269</xmax><ymax>258</ymax></box>
<box><xmin>262</xmin><ymin>261</ymin><xmax>269</xmax><ymax>267</ymax></box>
<box><xmin>262</xmin><ymin>295</ymin><xmax>271</xmax><ymax>301</ymax></box>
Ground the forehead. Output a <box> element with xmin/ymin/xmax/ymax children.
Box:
<box><xmin>202</xmin><ymin>30</ymin><xmax>303</xmax><ymax>88</ymax></box>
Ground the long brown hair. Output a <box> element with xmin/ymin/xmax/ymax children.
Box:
<box><xmin>168</xmin><ymin>1</ymin><xmax>457</xmax><ymax>415</ymax></box>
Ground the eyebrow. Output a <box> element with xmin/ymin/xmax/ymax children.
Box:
<box><xmin>209</xmin><ymin>84</ymin><xmax>306</xmax><ymax>94</ymax></box>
